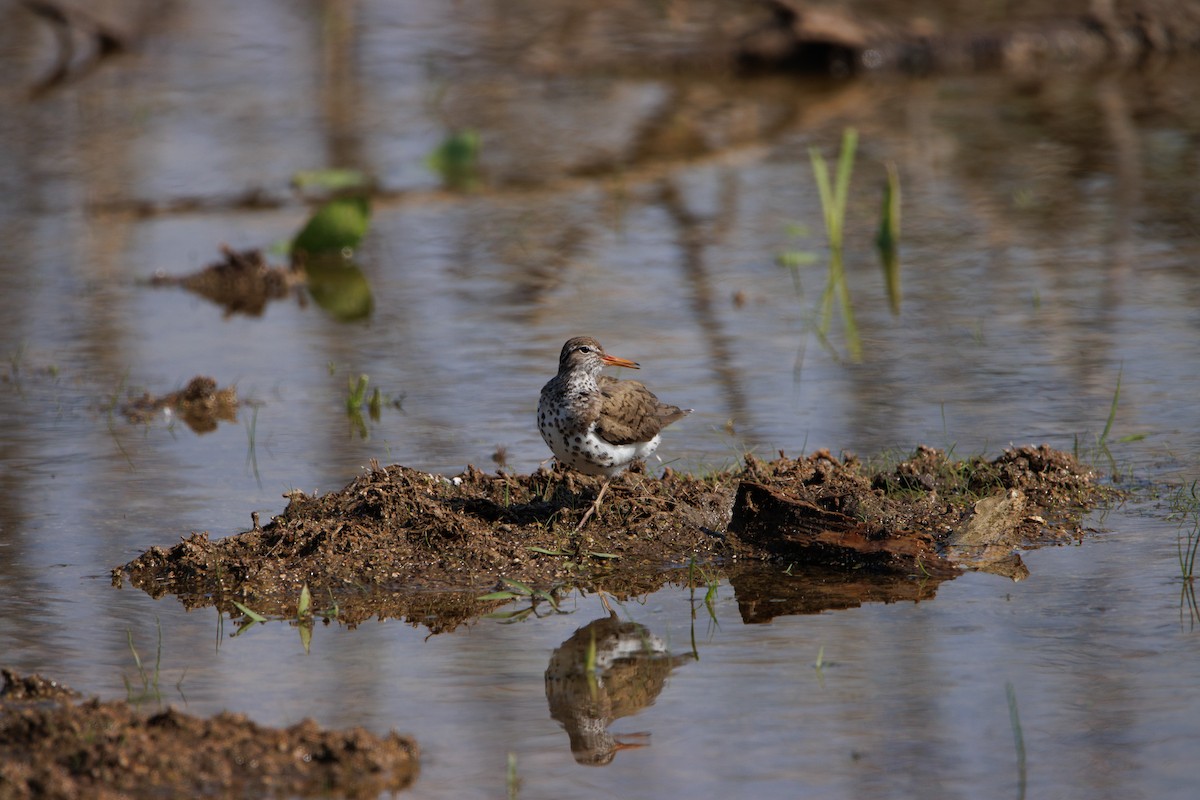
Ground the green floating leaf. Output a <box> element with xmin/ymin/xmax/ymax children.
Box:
<box><xmin>426</xmin><ymin>130</ymin><xmax>481</xmax><ymax>191</ymax></box>
<box><xmin>292</xmin><ymin>168</ymin><xmax>370</xmax><ymax>192</ymax></box>
<box><xmin>306</xmin><ymin>253</ymin><xmax>374</xmax><ymax>322</ymax></box>
<box><xmin>233</xmin><ymin>602</ymin><xmax>267</xmax><ymax>623</ymax></box>
<box><xmin>292</xmin><ymin>196</ymin><xmax>371</xmax><ymax>257</ymax></box>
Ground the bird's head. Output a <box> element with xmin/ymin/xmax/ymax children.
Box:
<box><xmin>558</xmin><ymin>336</ymin><xmax>639</xmax><ymax>376</ymax></box>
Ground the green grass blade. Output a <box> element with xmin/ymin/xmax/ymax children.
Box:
<box><xmin>832</xmin><ymin>127</ymin><xmax>858</xmax><ymax>241</ymax></box>
<box><xmin>808</xmin><ymin>147</ymin><xmax>834</xmax><ymax>238</ymax></box>
<box><xmin>1099</xmin><ymin>366</ymin><xmax>1122</xmax><ymax>446</ymax></box>
<box><xmin>499</xmin><ymin>577</ymin><xmax>533</xmax><ymax>595</ymax></box>
<box><xmin>297</xmin><ymin>584</ymin><xmax>312</xmax><ymax>617</ymax></box>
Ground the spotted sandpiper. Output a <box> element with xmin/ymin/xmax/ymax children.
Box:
<box><xmin>538</xmin><ymin>336</ymin><xmax>691</xmax><ymax>526</ymax></box>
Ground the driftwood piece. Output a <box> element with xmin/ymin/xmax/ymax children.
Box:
<box><xmin>728</xmin><ymin>564</ymin><xmax>942</xmax><ymax>624</ymax></box>
<box><xmin>727</xmin><ymin>481</ymin><xmax>957</xmax><ymax>577</ymax></box>
<box><xmin>728</xmin><ymin>479</ymin><xmax>1044</xmax><ymax>581</ymax></box>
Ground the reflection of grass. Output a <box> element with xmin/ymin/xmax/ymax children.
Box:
<box><xmin>244</xmin><ymin>402</ymin><xmax>261</xmax><ymax>488</ymax></box>
<box><xmin>780</xmin><ymin>128</ymin><xmax>901</xmax><ymax>364</ymax></box>
<box><xmin>1098</xmin><ymin>366</ymin><xmax>1122</xmax><ymax>448</ymax></box>
<box><xmin>686</xmin><ymin>556</ymin><xmax>719</xmax><ymax>659</ymax></box>
<box><xmin>344</xmin><ymin>374</ymin><xmax>395</xmax><ymax>439</ymax></box>
<box><xmin>124</xmin><ymin>618</ymin><xmax>186</xmax><ymax>705</ymax></box>
<box><xmin>876</xmin><ymin>161</ymin><xmax>902</xmax><ymax>314</ymax></box>
<box><xmin>123</xmin><ymin>625</ymin><xmax>161</xmax><ymax>704</ymax></box>
<box><xmin>477</xmin><ymin>577</ymin><xmax>568</xmax><ymax>623</ymax></box>
<box><xmin>347</xmin><ymin>375</ymin><xmax>369</xmax><ymax>439</ymax></box>
<box><xmin>1007</xmin><ymin>682</ymin><xmax>1027</xmax><ymax>800</ymax></box>
<box><xmin>231</xmin><ymin>586</ymin><xmax>339</xmax><ymax>650</ymax></box>
<box><xmin>1078</xmin><ymin>366</ymin><xmax>1145</xmax><ymax>478</ymax></box>
<box><xmin>1170</xmin><ymin>481</ymin><xmax>1200</xmax><ymax>626</ymax></box>
<box><xmin>507</xmin><ymin>752</ymin><xmax>521</xmax><ymax>800</ymax></box>
<box><xmin>810</xmin><ymin>127</ymin><xmax>861</xmax><ymax>362</ymax></box>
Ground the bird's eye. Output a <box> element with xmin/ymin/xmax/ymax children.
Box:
<box><xmin>578</xmin><ymin>346</ymin><xmax>592</xmax><ymax>353</ymax></box>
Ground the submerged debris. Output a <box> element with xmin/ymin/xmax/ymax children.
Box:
<box><xmin>121</xmin><ymin>375</ymin><xmax>239</xmax><ymax>434</ymax></box>
<box><xmin>0</xmin><ymin>669</ymin><xmax>418</xmax><ymax>800</ymax></box>
<box><xmin>113</xmin><ymin>446</ymin><xmax>1108</xmax><ymax>631</ymax></box>
<box><xmin>148</xmin><ymin>245</ymin><xmax>304</xmax><ymax>317</ymax></box>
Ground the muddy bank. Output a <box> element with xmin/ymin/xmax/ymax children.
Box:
<box><xmin>114</xmin><ymin>445</ymin><xmax>1108</xmax><ymax>631</ymax></box>
<box><xmin>0</xmin><ymin>670</ymin><xmax>418</xmax><ymax>800</ymax></box>
<box><xmin>740</xmin><ymin>0</ymin><xmax>1200</xmax><ymax>74</ymax></box>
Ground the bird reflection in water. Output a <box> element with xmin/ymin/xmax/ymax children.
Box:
<box><xmin>544</xmin><ymin>609</ymin><xmax>693</xmax><ymax>765</ymax></box>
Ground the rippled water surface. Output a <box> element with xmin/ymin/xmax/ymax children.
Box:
<box><xmin>2</xmin><ymin>2</ymin><xmax>1199</xmax><ymax>798</ymax></box>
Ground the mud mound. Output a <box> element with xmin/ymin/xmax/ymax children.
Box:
<box><xmin>122</xmin><ymin>375</ymin><xmax>239</xmax><ymax>433</ymax></box>
<box><xmin>114</xmin><ymin>446</ymin><xmax>1107</xmax><ymax>630</ymax></box>
<box><xmin>0</xmin><ymin>670</ymin><xmax>417</xmax><ymax>800</ymax></box>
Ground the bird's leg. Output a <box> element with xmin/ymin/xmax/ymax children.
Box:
<box><xmin>575</xmin><ymin>477</ymin><xmax>612</xmax><ymax>530</ymax></box>
<box><xmin>587</xmin><ymin>587</ymin><xmax>619</xmax><ymax>616</ymax></box>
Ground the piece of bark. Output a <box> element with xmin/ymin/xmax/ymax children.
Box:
<box><xmin>727</xmin><ymin>481</ymin><xmax>956</xmax><ymax>577</ymax></box>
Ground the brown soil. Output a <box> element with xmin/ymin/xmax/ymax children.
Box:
<box><xmin>121</xmin><ymin>375</ymin><xmax>239</xmax><ymax>434</ymax></box>
<box><xmin>113</xmin><ymin>445</ymin><xmax>1110</xmax><ymax>632</ymax></box>
<box><xmin>0</xmin><ymin>670</ymin><xmax>418</xmax><ymax>800</ymax></box>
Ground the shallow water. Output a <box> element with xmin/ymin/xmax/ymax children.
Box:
<box><xmin>2</xmin><ymin>2</ymin><xmax>1199</xmax><ymax>798</ymax></box>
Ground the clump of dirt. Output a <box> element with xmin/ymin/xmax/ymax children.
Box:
<box><xmin>0</xmin><ymin>669</ymin><xmax>78</xmax><ymax>702</ymax></box>
<box><xmin>0</xmin><ymin>670</ymin><xmax>418</xmax><ymax>800</ymax></box>
<box><xmin>113</xmin><ymin>445</ymin><xmax>1109</xmax><ymax>630</ymax></box>
<box><xmin>122</xmin><ymin>375</ymin><xmax>239</xmax><ymax>434</ymax></box>
<box><xmin>149</xmin><ymin>245</ymin><xmax>304</xmax><ymax>317</ymax></box>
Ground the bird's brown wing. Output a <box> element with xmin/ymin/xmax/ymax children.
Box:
<box><xmin>595</xmin><ymin>377</ymin><xmax>690</xmax><ymax>446</ymax></box>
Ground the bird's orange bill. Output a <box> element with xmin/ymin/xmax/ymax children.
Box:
<box><xmin>601</xmin><ymin>354</ymin><xmax>639</xmax><ymax>369</ymax></box>
<box><xmin>613</xmin><ymin>732</ymin><xmax>652</xmax><ymax>751</ymax></box>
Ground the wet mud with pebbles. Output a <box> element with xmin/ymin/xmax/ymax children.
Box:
<box><xmin>0</xmin><ymin>670</ymin><xmax>417</xmax><ymax>800</ymax></box>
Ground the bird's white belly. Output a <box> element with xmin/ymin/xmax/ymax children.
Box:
<box><xmin>538</xmin><ymin>402</ymin><xmax>660</xmax><ymax>477</ymax></box>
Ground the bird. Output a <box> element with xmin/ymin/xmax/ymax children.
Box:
<box><xmin>538</xmin><ymin>336</ymin><xmax>691</xmax><ymax>527</ymax></box>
